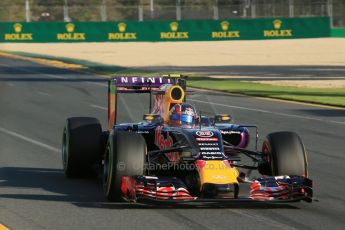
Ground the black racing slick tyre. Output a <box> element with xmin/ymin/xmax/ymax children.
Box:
<box><xmin>103</xmin><ymin>132</ymin><xmax>147</xmax><ymax>202</ymax></box>
<box><xmin>62</xmin><ymin>117</ymin><xmax>102</xmax><ymax>178</ymax></box>
<box><xmin>260</xmin><ymin>131</ymin><xmax>308</xmax><ymax>177</ymax></box>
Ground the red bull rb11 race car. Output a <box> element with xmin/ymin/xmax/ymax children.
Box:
<box><xmin>62</xmin><ymin>75</ymin><xmax>313</xmax><ymax>203</ymax></box>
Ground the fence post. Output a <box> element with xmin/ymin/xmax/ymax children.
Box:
<box><xmin>176</xmin><ymin>0</ymin><xmax>181</xmax><ymax>21</ymax></box>
<box><xmin>243</xmin><ymin>0</ymin><xmax>249</xmax><ymax>18</ymax></box>
<box><xmin>213</xmin><ymin>0</ymin><xmax>219</xmax><ymax>20</ymax></box>
<box><xmin>289</xmin><ymin>0</ymin><xmax>294</xmax><ymax>18</ymax></box>
<box><xmin>25</xmin><ymin>0</ymin><xmax>31</xmax><ymax>22</ymax></box>
<box><xmin>150</xmin><ymin>0</ymin><xmax>154</xmax><ymax>19</ymax></box>
<box><xmin>100</xmin><ymin>0</ymin><xmax>107</xmax><ymax>22</ymax></box>
<box><xmin>328</xmin><ymin>0</ymin><xmax>333</xmax><ymax>28</ymax></box>
<box><xmin>139</xmin><ymin>4</ymin><xmax>144</xmax><ymax>21</ymax></box>
<box><xmin>63</xmin><ymin>0</ymin><xmax>71</xmax><ymax>22</ymax></box>
<box><xmin>251</xmin><ymin>0</ymin><xmax>256</xmax><ymax>18</ymax></box>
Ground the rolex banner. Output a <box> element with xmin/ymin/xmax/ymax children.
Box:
<box><xmin>0</xmin><ymin>17</ymin><xmax>330</xmax><ymax>43</ymax></box>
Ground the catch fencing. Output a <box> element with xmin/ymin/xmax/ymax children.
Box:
<box><xmin>0</xmin><ymin>0</ymin><xmax>343</xmax><ymax>27</ymax></box>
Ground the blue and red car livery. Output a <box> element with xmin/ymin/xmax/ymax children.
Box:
<box><xmin>62</xmin><ymin>75</ymin><xmax>313</xmax><ymax>203</ymax></box>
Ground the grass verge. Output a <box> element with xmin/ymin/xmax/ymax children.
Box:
<box><xmin>1</xmin><ymin>50</ymin><xmax>344</xmax><ymax>108</ymax></box>
<box><xmin>188</xmin><ymin>78</ymin><xmax>345</xmax><ymax>108</ymax></box>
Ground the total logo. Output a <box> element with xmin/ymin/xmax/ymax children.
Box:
<box><xmin>195</xmin><ymin>131</ymin><xmax>214</xmax><ymax>138</ymax></box>
<box><xmin>56</xmin><ymin>23</ymin><xmax>86</xmax><ymax>41</ymax></box>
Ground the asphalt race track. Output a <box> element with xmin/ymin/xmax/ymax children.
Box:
<box><xmin>0</xmin><ymin>56</ymin><xmax>345</xmax><ymax>230</ymax></box>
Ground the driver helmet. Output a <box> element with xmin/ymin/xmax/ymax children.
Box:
<box><xmin>169</xmin><ymin>103</ymin><xmax>197</xmax><ymax>128</ymax></box>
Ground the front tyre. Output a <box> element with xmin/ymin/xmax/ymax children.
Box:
<box><xmin>259</xmin><ymin>131</ymin><xmax>308</xmax><ymax>177</ymax></box>
<box><xmin>103</xmin><ymin>131</ymin><xmax>147</xmax><ymax>202</ymax></box>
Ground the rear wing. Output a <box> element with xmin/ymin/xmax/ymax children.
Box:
<box><xmin>108</xmin><ymin>75</ymin><xmax>187</xmax><ymax>129</ymax></box>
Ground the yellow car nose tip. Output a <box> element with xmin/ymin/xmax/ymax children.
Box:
<box><xmin>196</xmin><ymin>160</ymin><xmax>239</xmax><ymax>185</ymax></box>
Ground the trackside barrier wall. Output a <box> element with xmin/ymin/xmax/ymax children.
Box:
<box><xmin>0</xmin><ymin>17</ymin><xmax>330</xmax><ymax>43</ymax></box>
<box><xmin>331</xmin><ymin>28</ymin><xmax>345</xmax><ymax>37</ymax></box>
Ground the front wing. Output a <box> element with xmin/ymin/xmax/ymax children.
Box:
<box><xmin>121</xmin><ymin>175</ymin><xmax>313</xmax><ymax>203</ymax></box>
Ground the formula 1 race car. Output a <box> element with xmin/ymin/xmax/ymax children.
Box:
<box><xmin>62</xmin><ymin>75</ymin><xmax>313</xmax><ymax>203</ymax></box>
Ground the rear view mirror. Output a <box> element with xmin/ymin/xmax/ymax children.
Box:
<box><xmin>143</xmin><ymin>114</ymin><xmax>163</xmax><ymax>124</ymax></box>
<box><xmin>214</xmin><ymin>114</ymin><xmax>232</xmax><ymax>124</ymax></box>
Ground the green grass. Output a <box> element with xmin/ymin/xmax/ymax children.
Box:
<box><xmin>2</xmin><ymin>50</ymin><xmax>345</xmax><ymax>108</ymax></box>
<box><xmin>188</xmin><ymin>78</ymin><xmax>345</xmax><ymax>107</ymax></box>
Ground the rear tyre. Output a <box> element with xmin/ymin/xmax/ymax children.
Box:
<box><xmin>103</xmin><ymin>131</ymin><xmax>147</xmax><ymax>202</ymax></box>
<box><xmin>62</xmin><ymin>117</ymin><xmax>102</xmax><ymax>178</ymax></box>
<box><xmin>259</xmin><ymin>131</ymin><xmax>308</xmax><ymax>177</ymax></box>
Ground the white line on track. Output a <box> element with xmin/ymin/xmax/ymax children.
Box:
<box><xmin>1</xmin><ymin>63</ymin><xmax>107</xmax><ymax>86</ymax></box>
<box><xmin>90</xmin><ymin>104</ymin><xmax>107</xmax><ymax>110</ymax></box>
<box><xmin>189</xmin><ymin>99</ymin><xmax>345</xmax><ymax>125</ymax></box>
<box><xmin>37</xmin><ymin>91</ymin><xmax>51</xmax><ymax>97</ymax></box>
<box><xmin>229</xmin><ymin>210</ymin><xmax>298</xmax><ymax>230</ymax></box>
<box><xmin>14</xmin><ymin>65</ymin><xmax>67</xmax><ymax>79</ymax></box>
<box><xmin>0</xmin><ymin>127</ymin><xmax>60</xmax><ymax>153</ymax></box>
<box><xmin>6</xmin><ymin>83</ymin><xmax>15</xmax><ymax>87</ymax></box>
<box><xmin>14</xmin><ymin>64</ymin><xmax>109</xmax><ymax>87</ymax></box>
<box><xmin>86</xmin><ymin>82</ymin><xmax>107</xmax><ymax>87</ymax></box>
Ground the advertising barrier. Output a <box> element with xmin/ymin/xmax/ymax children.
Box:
<box><xmin>0</xmin><ymin>17</ymin><xmax>330</xmax><ymax>43</ymax></box>
<box><xmin>331</xmin><ymin>28</ymin><xmax>345</xmax><ymax>37</ymax></box>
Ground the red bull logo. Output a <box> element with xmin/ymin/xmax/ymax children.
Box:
<box><xmin>155</xmin><ymin>126</ymin><xmax>173</xmax><ymax>149</ymax></box>
<box><xmin>154</xmin><ymin>126</ymin><xmax>180</xmax><ymax>162</ymax></box>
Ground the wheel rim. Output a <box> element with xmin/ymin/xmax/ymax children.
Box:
<box><xmin>62</xmin><ymin>129</ymin><xmax>68</xmax><ymax>170</ymax></box>
<box><xmin>103</xmin><ymin>145</ymin><xmax>112</xmax><ymax>191</ymax></box>
<box><xmin>262</xmin><ymin>142</ymin><xmax>271</xmax><ymax>162</ymax></box>
<box><xmin>262</xmin><ymin>140</ymin><xmax>274</xmax><ymax>175</ymax></box>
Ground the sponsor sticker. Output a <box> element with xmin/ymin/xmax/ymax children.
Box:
<box><xmin>108</xmin><ymin>22</ymin><xmax>137</xmax><ymax>40</ymax></box>
<box><xmin>137</xmin><ymin>131</ymin><xmax>150</xmax><ymax>134</ymax></box>
<box><xmin>195</xmin><ymin>131</ymin><xmax>214</xmax><ymax>137</ymax></box>
<box><xmin>263</xmin><ymin>19</ymin><xmax>293</xmax><ymax>37</ymax></box>
<box><xmin>196</xmin><ymin>137</ymin><xmax>218</xmax><ymax>142</ymax></box>
<box><xmin>220</xmin><ymin>130</ymin><xmax>241</xmax><ymax>134</ymax></box>
<box><xmin>212</xmin><ymin>175</ymin><xmax>227</xmax><ymax>180</ymax></box>
<box><xmin>160</xmin><ymin>22</ymin><xmax>189</xmax><ymax>40</ymax></box>
<box><xmin>154</xmin><ymin>126</ymin><xmax>180</xmax><ymax>162</ymax></box>
<box><xmin>211</xmin><ymin>21</ymin><xmax>240</xmax><ymax>39</ymax></box>
<box><xmin>56</xmin><ymin>23</ymin><xmax>86</xmax><ymax>41</ymax></box>
<box><xmin>203</xmin><ymin>156</ymin><xmax>223</xmax><ymax>160</ymax></box>
<box><xmin>184</xmin><ymin>107</ymin><xmax>195</xmax><ymax>116</ymax></box>
<box><xmin>144</xmin><ymin>176</ymin><xmax>158</xmax><ymax>179</ymax></box>
<box><xmin>200</xmin><ymin>147</ymin><xmax>220</xmax><ymax>151</ymax></box>
<box><xmin>198</xmin><ymin>143</ymin><xmax>219</xmax><ymax>146</ymax></box>
<box><xmin>4</xmin><ymin>23</ymin><xmax>33</xmax><ymax>41</ymax></box>
<box><xmin>201</xmin><ymin>151</ymin><xmax>223</xmax><ymax>155</ymax></box>
<box><xmin>115</xmin><ymin>76</ymin><xmax>172</xmax><ymax>87</ymax></box>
